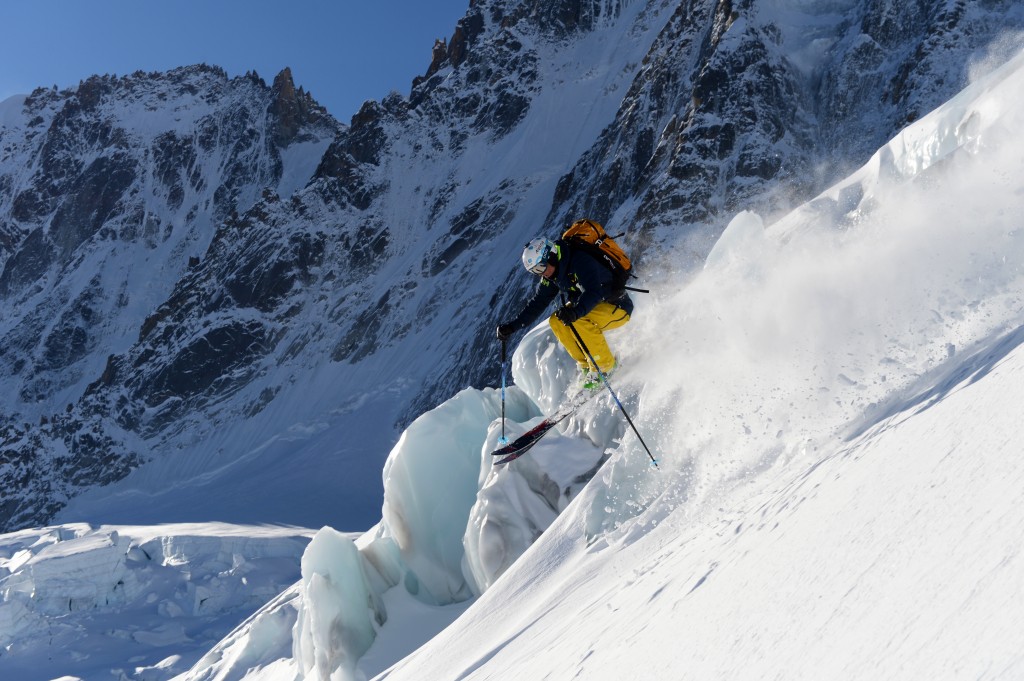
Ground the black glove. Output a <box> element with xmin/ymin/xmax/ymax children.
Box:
<box><xmin>496</xmin><ymin>323</ymin><xmax>516</xmax><ymax>341</ymax></box>
<box><xmin>555</xmin><ymin>305</ymin><xmax>578</xmax><ymax>324</ymax></box>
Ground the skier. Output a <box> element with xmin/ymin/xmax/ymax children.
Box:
<box><xmin>496</xmin><ymin>236</ymin><xmax>633</xmax><ymax>390</ymax></box>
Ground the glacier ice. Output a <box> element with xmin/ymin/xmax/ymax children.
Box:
<box><xmin>293</xmin><ymin>528</ymin><xmax>383</xmax><ymax>681</ymax></box>
<box><xmin>0</xmin><ymin>523</ymin><xmax>312</xmax><ymax>681</ymax></box>
<box><xmin>278</xmin><ymin>322</ymin><xmax>624</xmax><ymax>675</ymax></box>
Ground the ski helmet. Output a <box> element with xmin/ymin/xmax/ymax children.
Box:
<box><xmin>522</xmin><ymin>237</ymin><xmax>555</xmax><ymax>274</ymax></box>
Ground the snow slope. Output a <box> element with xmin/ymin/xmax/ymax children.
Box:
<box><xmin>381</xmin><ymin>331</ymin><xmax>1024</xmax><ymax>680</ymax></box>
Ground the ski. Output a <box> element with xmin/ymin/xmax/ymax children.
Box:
<box><xmin>492</xmin><ymin>388</ymin><xmax>600</xmax><ymax>465</ymax></box>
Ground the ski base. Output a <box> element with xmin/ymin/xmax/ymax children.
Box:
<box><xmin>492</xmin><ymin>388</ymin><xmax>599</xmax><ymax>465</ymax></box>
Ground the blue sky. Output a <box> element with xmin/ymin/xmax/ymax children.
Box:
<box><xmin>0</xmin><ymin>1</ymin><xmax>470</xmax><ymax>120</ymax></box>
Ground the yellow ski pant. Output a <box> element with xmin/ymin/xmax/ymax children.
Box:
<box><xmin>548</xmin><ymin>301</ymin><xmax>630</xmax><ymax>372</ymax></box>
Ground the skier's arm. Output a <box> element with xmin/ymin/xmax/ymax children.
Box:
<box><xmin>503</xmin><ymin>279</ymin><xmax>558</xmax><ymax>332</ymax></box>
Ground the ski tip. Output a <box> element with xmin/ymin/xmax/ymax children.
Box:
<box><xmin>490</xmin><ymin>446</ymin><xmax>516</xmax><ymax>460</ymax></box>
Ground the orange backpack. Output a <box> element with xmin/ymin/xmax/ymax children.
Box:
<box><xmin>560</xmin><ymin>219</ymin><xmax>633</xmax><ymax>291</ymax></box>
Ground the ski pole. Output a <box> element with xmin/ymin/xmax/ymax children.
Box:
<box><xmin>499</xmin><ymin>337</ymin><xmax>509</xmax><ymax>445</ymax></box>
<box><xmin>567</xmin><ymin>321</ymin><xmax>658</xmax><ymax>468</ymax></box>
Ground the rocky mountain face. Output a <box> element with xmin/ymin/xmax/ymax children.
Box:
<box><xmin>0</xmin><ymin>65</ymin><xmax>339</xmax><ymax>529</ymax></box>
<box><xmin>548</xmin><ymin>0</ymin><xmax>1024</xmax><ymax>257</ymax></box>
<box><xmin>2</xmin><ymin>0</ymin><xmax>1022</xmax><ymax>532</ymax></box>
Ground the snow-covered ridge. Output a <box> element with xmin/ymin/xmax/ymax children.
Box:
<box><xmin>781</xmin><ymin>42</ymin><xmax>1024</xmax><ymax>238</ymax></box>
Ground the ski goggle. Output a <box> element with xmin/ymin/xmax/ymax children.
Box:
<box><xmin>527</xmin><ymin>259</ymin><xmax>548</xmax><ymax>275</ymax></box>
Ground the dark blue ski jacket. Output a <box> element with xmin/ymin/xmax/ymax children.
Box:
<box><xmin>505</xmin><ymin>241</ymin><xmax>634</xmax><ymax>332</ymax></box>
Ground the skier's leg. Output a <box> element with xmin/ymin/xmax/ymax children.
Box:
<box><xmin>552</xmin><ymin>303</ymin><xmax>629</xmax><ymax>372</ymax></box>
<box><xmin>549</xmin><ymin>313</ymin><xmax>589</xmax><ymax>368</ymax></box>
